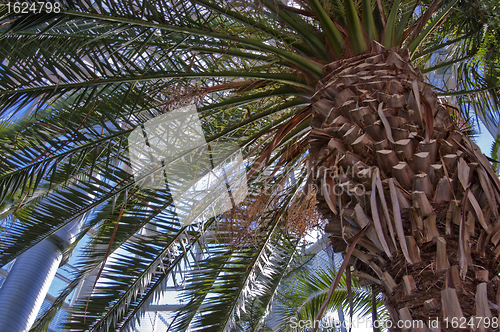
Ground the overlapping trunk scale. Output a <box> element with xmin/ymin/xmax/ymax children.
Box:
<box><xmin>309</xmin><ymin>41</ymin><xmax>500</xmax><ymax>332</ymax></box>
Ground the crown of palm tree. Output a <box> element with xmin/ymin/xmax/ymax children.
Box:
<box><xmin>0</xmin><ymin>0</ymin><xmax>499</xmax><ymax>331</ymax></box>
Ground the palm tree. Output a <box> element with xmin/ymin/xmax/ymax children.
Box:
<box><xmin>0</xmin><ymin>0</ymin><xmax>499</xmax><ymax>331</ymax></box>
<box><xmin>274</xmin><ymin>262</ymin><xmax>386</xmax><ymax>331</ymax></box>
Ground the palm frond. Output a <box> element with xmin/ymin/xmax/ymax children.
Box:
<box><xmin>274</xmin><ymin>264</ymin><xmax>384</xmax><ymax>330</ymax></box>
<box><xmin>170</xmin><ymin>165</ymin><xmax>307</xmax><ymax>331</ymax></box>
<box><xmin>1</xmin><ymin>0</ymin><xmax>500</xmax><ymax>330</ymax></box>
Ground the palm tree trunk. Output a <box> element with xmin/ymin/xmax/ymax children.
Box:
<box><xmin>309</xmin><ymin>41</ymin><xmax>500</xmax><ymax>331</ymax></box>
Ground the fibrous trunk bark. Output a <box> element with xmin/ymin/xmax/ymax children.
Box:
<box><xmin>308</xmin><ymin>41</ymin><xmax>500</xmax><ymax>331</ymax></box>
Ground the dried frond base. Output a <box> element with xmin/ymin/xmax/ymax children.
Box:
<box><xmin>309</xmin><ymin>41</ymin><xmax>500</xmax><ymax>331</ymax></box>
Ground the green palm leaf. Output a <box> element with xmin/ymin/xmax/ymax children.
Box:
<box><xmin>0</xmin><ymin>0</ymin><xmax>499</xmax><ymax>330</ymax></box>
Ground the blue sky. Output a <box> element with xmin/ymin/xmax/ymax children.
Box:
<box><xmin>475</xmin><ymin>120</ymin><xmax>495</xmax><ymax>158</ymax></box>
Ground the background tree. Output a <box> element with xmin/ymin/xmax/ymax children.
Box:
<box><xmin>274</xmin><ymin>262</ymin><xmax>386</xmax><ymax>331</ymax></box>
